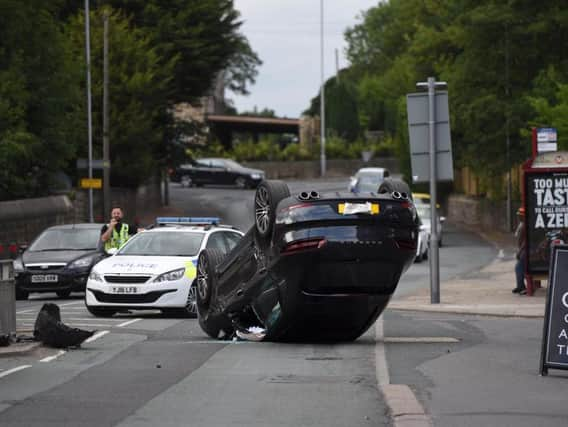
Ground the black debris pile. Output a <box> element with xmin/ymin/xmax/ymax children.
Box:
<box><xmin>34</xmin><ymin>303</ymin><xmax>96</xmax><ymax>348</ymax></box>
<box><xmin>0</xmin><ymin>334</ymin><xmax>10</xmax><ymax>347</ymax></box>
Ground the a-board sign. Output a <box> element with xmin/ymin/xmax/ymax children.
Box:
<box><xmin>524</xmin><ymin>171</ymin><xmax>568</xmax><ymax>274</ymax></box>
<box><xmin>540</xmin><ymin>244</ymin><xmax>568</xmax><ymax>375</ymax></box>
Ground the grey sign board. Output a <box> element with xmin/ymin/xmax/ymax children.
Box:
<box><xmin>407</xmin><ymin>91</ymin><xmax>454</xmax><ymax>183</ymax></box>
<box><xmin>76</xmin><ymin>158</ymin><xmax>108</xmax><ymax>169</ymax></box>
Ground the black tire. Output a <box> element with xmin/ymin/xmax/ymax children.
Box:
<box><xmin>56</xmin><ymin>290</ymin><xmax>71</xmax><ymax>299</ymax></box>
<box><xmin>196</xmin><ymin>248</ymin><xmax>232</xmax><ymax>338</ymax></box>
<box><xmin>377</xmin><ymin>178</ymin><xmax>413</xmax><ymax>201</ymax></box>
<box><xmin>86</xmin><ymin>305</ymin><xmax>116</xmax><ymax>317</ymax></box>
<box><xmin>254</xmin><ymin>180</ymin><xmax>290</xmax><ymax>241</ymax></box>
<box><xmin>15</xmin><ymin>288</ymin><xmax>29</xmax><ymax>301</ymax></box>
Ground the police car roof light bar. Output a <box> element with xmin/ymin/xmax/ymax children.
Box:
<box><xmin>156</xmin><ymin>217</ymin><xmax>220</xmax><ymax>225</ymax></box>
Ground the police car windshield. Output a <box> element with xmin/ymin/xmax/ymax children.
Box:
<box><xmin>117</xmin><ymin>231</ymin><xmax>203</xmax><ymax>256</ymax></box>
<box><xmin>29</xmin><ymin>228</ymin><xmax>100</xmax><ymax>251</ymax></box>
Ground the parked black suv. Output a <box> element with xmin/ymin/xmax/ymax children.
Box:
<box><xmin>171</xmin><ymin>158</ymin><xmax>265</xmax><ymax>189</ymax></box>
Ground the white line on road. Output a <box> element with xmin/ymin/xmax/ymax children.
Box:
<box><xmin>375</xmin><ymin>317</ymin><xmax>390</xmax><ymax>385</ymax></box>
<box><xmin>19</xmin><ymin>322</ymin><xmax>119</xmax><ymax>328</ymax></box>
<box><xmin>116</xmin><ymin>318</ymin><xmax>142</xmax><ymax>328</ymax></box>
<box><xmin>60</xmin><ymin>301</ymin><xmax>84</xmax><ymax>307</ymax></box>
<box><xmin>40</xmin><ymin>350</ymin><xmax>66</xmax><ymax>363</ymax></box>
<box><xmin>0</xmin><ymin>365</ymin><xmax>32</xmax><ymax>379</ymax></box>
<box><xmin>85</xmin><ymin>330</ymin><xmax>109</xmax><ymax>343</ymax></box>
<box><xmin>384</xmin><ymin>337</ymin><xmax>460</xmax><ymax>343</ymax></box>
<box><xmin>16</xmin><ymin>309</ymin><xmax>36</xmax><ymax>314</ymax></box>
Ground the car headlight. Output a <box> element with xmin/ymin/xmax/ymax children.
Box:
<box><xmin>13</xmin><ymin>258</ymin><xmax>24</xmax><ymax>272</ymax></box>
<box><xmin>88</xmin><ymin>270</ymin><xmax>103</xmax><ymax>282</ymax></box>
<box><xmin>68</xmin><ymin>254</ymin><xmax>97</xmax><ymax>269</ymax></box>
<box><xmin>153</xmin><ymin>267</ymin><xmax>185</xmax><ymax>283</ymax></box>
<box><xmin>250</xmin><ymin>173</ymin><xmax>261</xmax><ymax>180</ymax></box>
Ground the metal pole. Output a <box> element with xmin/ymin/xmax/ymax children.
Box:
<box><xmin>85</xmin><ymin>0</ymin><xmax>94</xmax><ymax>223</ymax></box>
<box><xmin>505</xmin><ymin>23</ymin><xmax>512</xmax><ymax>232</ymax></box>
<box><xmin>335</xmin><ymin>48</ymin><xmax>340</xmax><ymax>83</ymax></box>
<box><xmin>319</xmin><ymin>0</ymin><xmax>326</xmax><ymax>177</ymax></box>
<box><xmin>428</xmin><ymin>77</ymin><xmax>440</xmax><ymax>304</ymax></box>
<box><xmin>103</xmin><ymin>12</ymin><xmax>111</xmax><ymax>218</ymax></box>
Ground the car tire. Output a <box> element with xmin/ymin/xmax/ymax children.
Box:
<box><xmin>15</xmin><ymin>288</ymin><xmax>29</xmax><ymax>301</ymax></box>
<box><xmin>235</xmin><ymin>176</ymin><xmax>247</xmax><ymax>189</ymax></box>
<box><xmin>181</xmin><ymin>281</ymin><xmax>198</xmax><ymax>318</ymax></box>
<box><xmin>196</xmin><ymin>248</ymin><xmax>232</xmax><ymax>339</ymax></box>
<box><xmin>56</xmin><ymin>290</ymin><xmax>71</xmax><ymax>299</ymax></box>
<box><xmin>254</xmin><ymin>180</ymin><xmax>290</xmax><ymax>242</ymax></box>
<box><xmin>86</xmin><ymin>305</ymin><xmax>116</xmax><ymax>317</ymax></box>
<box><xmin>377</xmin><ymin>178</ymin><xmax>413</xmax><ymax>200</ymax></box>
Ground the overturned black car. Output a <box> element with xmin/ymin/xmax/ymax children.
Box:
<box><xmin>196</xmin><ymin>179</ymin><xmax>418</xmax><ymax>342</ymax></box>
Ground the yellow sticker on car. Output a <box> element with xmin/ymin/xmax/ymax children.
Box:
<box><xmin>338</xmin><ymin>202</ymin><xmax>379</xmax><ymax>215</ymax></box>
<box><xmin>185</xmin><ymin>260</ymin><xmax>197</xmax><ymax>279</ymax></box>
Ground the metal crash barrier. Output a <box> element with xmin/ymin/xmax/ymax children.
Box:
<box><xmin>0</xmin><ymin>259</ymin><xmax>16</xmax><ymax>337</ymax></box>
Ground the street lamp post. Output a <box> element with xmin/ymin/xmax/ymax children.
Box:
<box><xmin>319</xmin><ymin>0</ymin><xmax>326</xmax><ymax>177</ymax></box>
<box><xmin>85</xmin><ymin>0</ymin><xmax>94</xmax><ymax>222</ymax></box>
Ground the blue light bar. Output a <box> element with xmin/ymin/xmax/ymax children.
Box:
<box><xmin>156</xmin><ymin>217</ymin><xmax>220</xmax><ymax>225</ymax></box>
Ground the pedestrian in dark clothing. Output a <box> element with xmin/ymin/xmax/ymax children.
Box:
<box><xmin>513</xmin><ymin>207</ymin><xmax>527</xmax><ymax>295</ymax></box>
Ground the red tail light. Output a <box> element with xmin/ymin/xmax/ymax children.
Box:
<box><xmin>281</xmin><ymin>238</ymin><xmax>327</xmax><ymax>255</ymax></box>
<box><xmin>8</xmin><ymin>244</ymin><xmax>18</xmax><ymax>254</ymax></box>
<box><xmin>395</xmin><ymin>239</ymin><xmax>417</xmax><ymax>250</ymax></box>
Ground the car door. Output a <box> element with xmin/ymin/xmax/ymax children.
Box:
<box><xmin>208</xmin><ymin>159</ymin><xmax>232</xmax><ymax>185</ymax></box>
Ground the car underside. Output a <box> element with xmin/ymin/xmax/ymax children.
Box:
<box><xmin>196</xmin><ymin>179</ymin><xmax>418</xmax><ymax>342</ymax></box>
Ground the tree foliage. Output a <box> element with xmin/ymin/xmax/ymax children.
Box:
<box><xmin>0</xmin><ymin>0</ymin><xmax>260</xmax><ymax>198</ymax></box>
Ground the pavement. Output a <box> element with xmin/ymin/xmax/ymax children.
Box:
<box><xmin>0</xmin><ymin>211</ymin><xmax>546</xmax><ymax>357</ymax></box>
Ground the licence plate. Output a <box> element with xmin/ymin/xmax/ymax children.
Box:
<box><xmin>338</xmin><ymin>202</ymin><xmax>379</xmax><ymax>215</ymax></box>
<box><xmin>111</xmin><ymin>286</ymin><xmax>138</xmax><ymax>294</ymax></box>
<box><xmin>31</xmin><ymin>274</ymin><xmax>58</xmax><ymax>283</ymax></box>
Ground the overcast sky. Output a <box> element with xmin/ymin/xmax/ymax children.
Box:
<box><xmin>230</xmin><ymin>0</ymin><xmax>379</xmax><ymax>118</ymax></box>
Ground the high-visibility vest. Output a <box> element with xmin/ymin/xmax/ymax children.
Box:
<box><xmin>104</xmin><ymin>223</ymin><xmax>130</xmax><ymax>251</ymax></box>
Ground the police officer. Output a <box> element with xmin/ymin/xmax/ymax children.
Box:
<box><xmin>100</xmin><ymin>207</ymin><xmax>138</xmax><ymax>252</ymax></box>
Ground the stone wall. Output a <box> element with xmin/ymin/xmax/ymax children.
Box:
<box><xmin>243</xmin><ymin>157</ymin><xmax>400</xmax><ymax>179</ymax></box>
<box><xmin>447</xmin><ymin>194</ymin><xmax>520</xmax><ymax>232</ymax></box>
<box><xmin>0</xmin><ymin>196</ymin><xmax>75</xmax><ymax>251</ymax></box>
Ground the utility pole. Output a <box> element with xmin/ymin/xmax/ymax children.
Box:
<box><xmin>84</xmin><ymin>0</ymin><xmax>94</xmax><ymax>223</ymax></box>
<box><xmin>319</xmin><ymin>0</ymin><xmax>326</xmax><ymax>177</ymax></box>
<box><xmin>103</xmin><ymin>11</ymin><xmax>111</xmax><ymax>218</ymax></box>
<box><xmin>416</xmin><ymin>77</ymin><xmax>447</xmax><ymax>304</ymax></box>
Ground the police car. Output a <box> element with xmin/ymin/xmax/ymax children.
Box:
<box><xmin>85</xmin><ymin>217</ymin><xmax>243</xmax><ymax>318</ymax></box>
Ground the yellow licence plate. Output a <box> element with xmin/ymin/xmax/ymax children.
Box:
<box><xmin>338</xmin><ymin>202</ymin><xmax>379</xmax><ymax>215</ymax></box>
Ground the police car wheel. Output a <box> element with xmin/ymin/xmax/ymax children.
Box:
<box><xmin>181</xmin><ymin>282</ymin><xmax>198</xmax><ymax>318</ymax></box>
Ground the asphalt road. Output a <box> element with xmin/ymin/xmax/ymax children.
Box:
<box><xmin>2</xmin><ymin>180</ymin><xmax>567</xmax><ymax>426</ymax></box>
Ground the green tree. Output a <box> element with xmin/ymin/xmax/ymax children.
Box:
<box><xmin>0</xmin><ymin>0</ymin><xmax>83</xmax><ymax>199</ymax></box>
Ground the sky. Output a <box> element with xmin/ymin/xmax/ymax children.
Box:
<box><xmin>230</xmin><ymin>0</ymin><xmax>380</xmax><ymax>118</ymax></box>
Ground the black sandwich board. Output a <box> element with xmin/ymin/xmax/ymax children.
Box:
<box><xmin>540</xmin><ymin>244</ymin><xmax>568</xmax><ymax>375</ymax></box>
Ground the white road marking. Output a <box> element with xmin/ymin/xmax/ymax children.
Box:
<box><xmin>116</xmin><ymin>318</ymin><xmax>142</xmax><ymax>328</ymax></box>
<box><xmin>384</xmin><ymin>337</ymin><xmax>460</xmax><ymax>343</ymax></box>
<box><xmin>19</xmin><ymin>322</ymin><xmax>117</xmax><ymax>328</ymax></box>
<box><xmin>0</xmin><ymin>365</ymin><xmax>32</xmax><ymax>379</ymax></box>
<box><xmin>376</xmin><ymin>318</ymin><xmax>432</xmax><ymax>427</ymax></box>
<box><xmin>375</xmin><ymin>317</ymin><xmax>390</xmax><ymax>385</ymax></box>
<box><xmin>16</xmin><ymin>309</ymin><xmax>36</xmax><ymax>314</ymax></box>
<box><xmin>60</xmin><ymin>301</ymin><xmax>84</xmax><ymax>307</ymax></box>
<box><xmin>40</xmin><ymin>350</ymin><xmax>66</xmax><ymax>363</ymax></box>
<box><xmin>85</xmin><ymin>330</ymin><xmax>109</xmax><ymax>343</ymax></box>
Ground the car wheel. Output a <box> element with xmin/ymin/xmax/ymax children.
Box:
<box><xmin>182</xmin><ymin>281</ymin><xmax>198</xmax><ymax>318</ymax></box>
<box><xmin>15</xmin><ymin>288</ymin><xmax>29</xmax><ymax>301</ymax></box>
<box><xmin>254</xmin><ymin>180</ymin><xmax>290</xmax><ymax>241</ymax></box>
<box><xmin>377</xmin><ymin>178</ymin><xmax>413</xmax><ymax>200</ymax></box>
<box><xmin>196</xmin><ymin>248</ymin><xmax>232</xmax><ymax>339</ymax></box>
<box><xmin>235</xmin><ymin>176</ymin><xmax>247</xmax><ymax>189</ymax></box>
<box><xmin>181</xmin><ymin>175</ymin><xmax>192</xmax><ymax>187</ymax></box>
<box><xmin>86</xmin><ymin>305</ymin><xmax>116</xmax><ymax>317</ymax></box>
<box><xmin>56</xmin><ymin>290</ymin><xmax>71</xmax><ymax>298</ymax></box>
